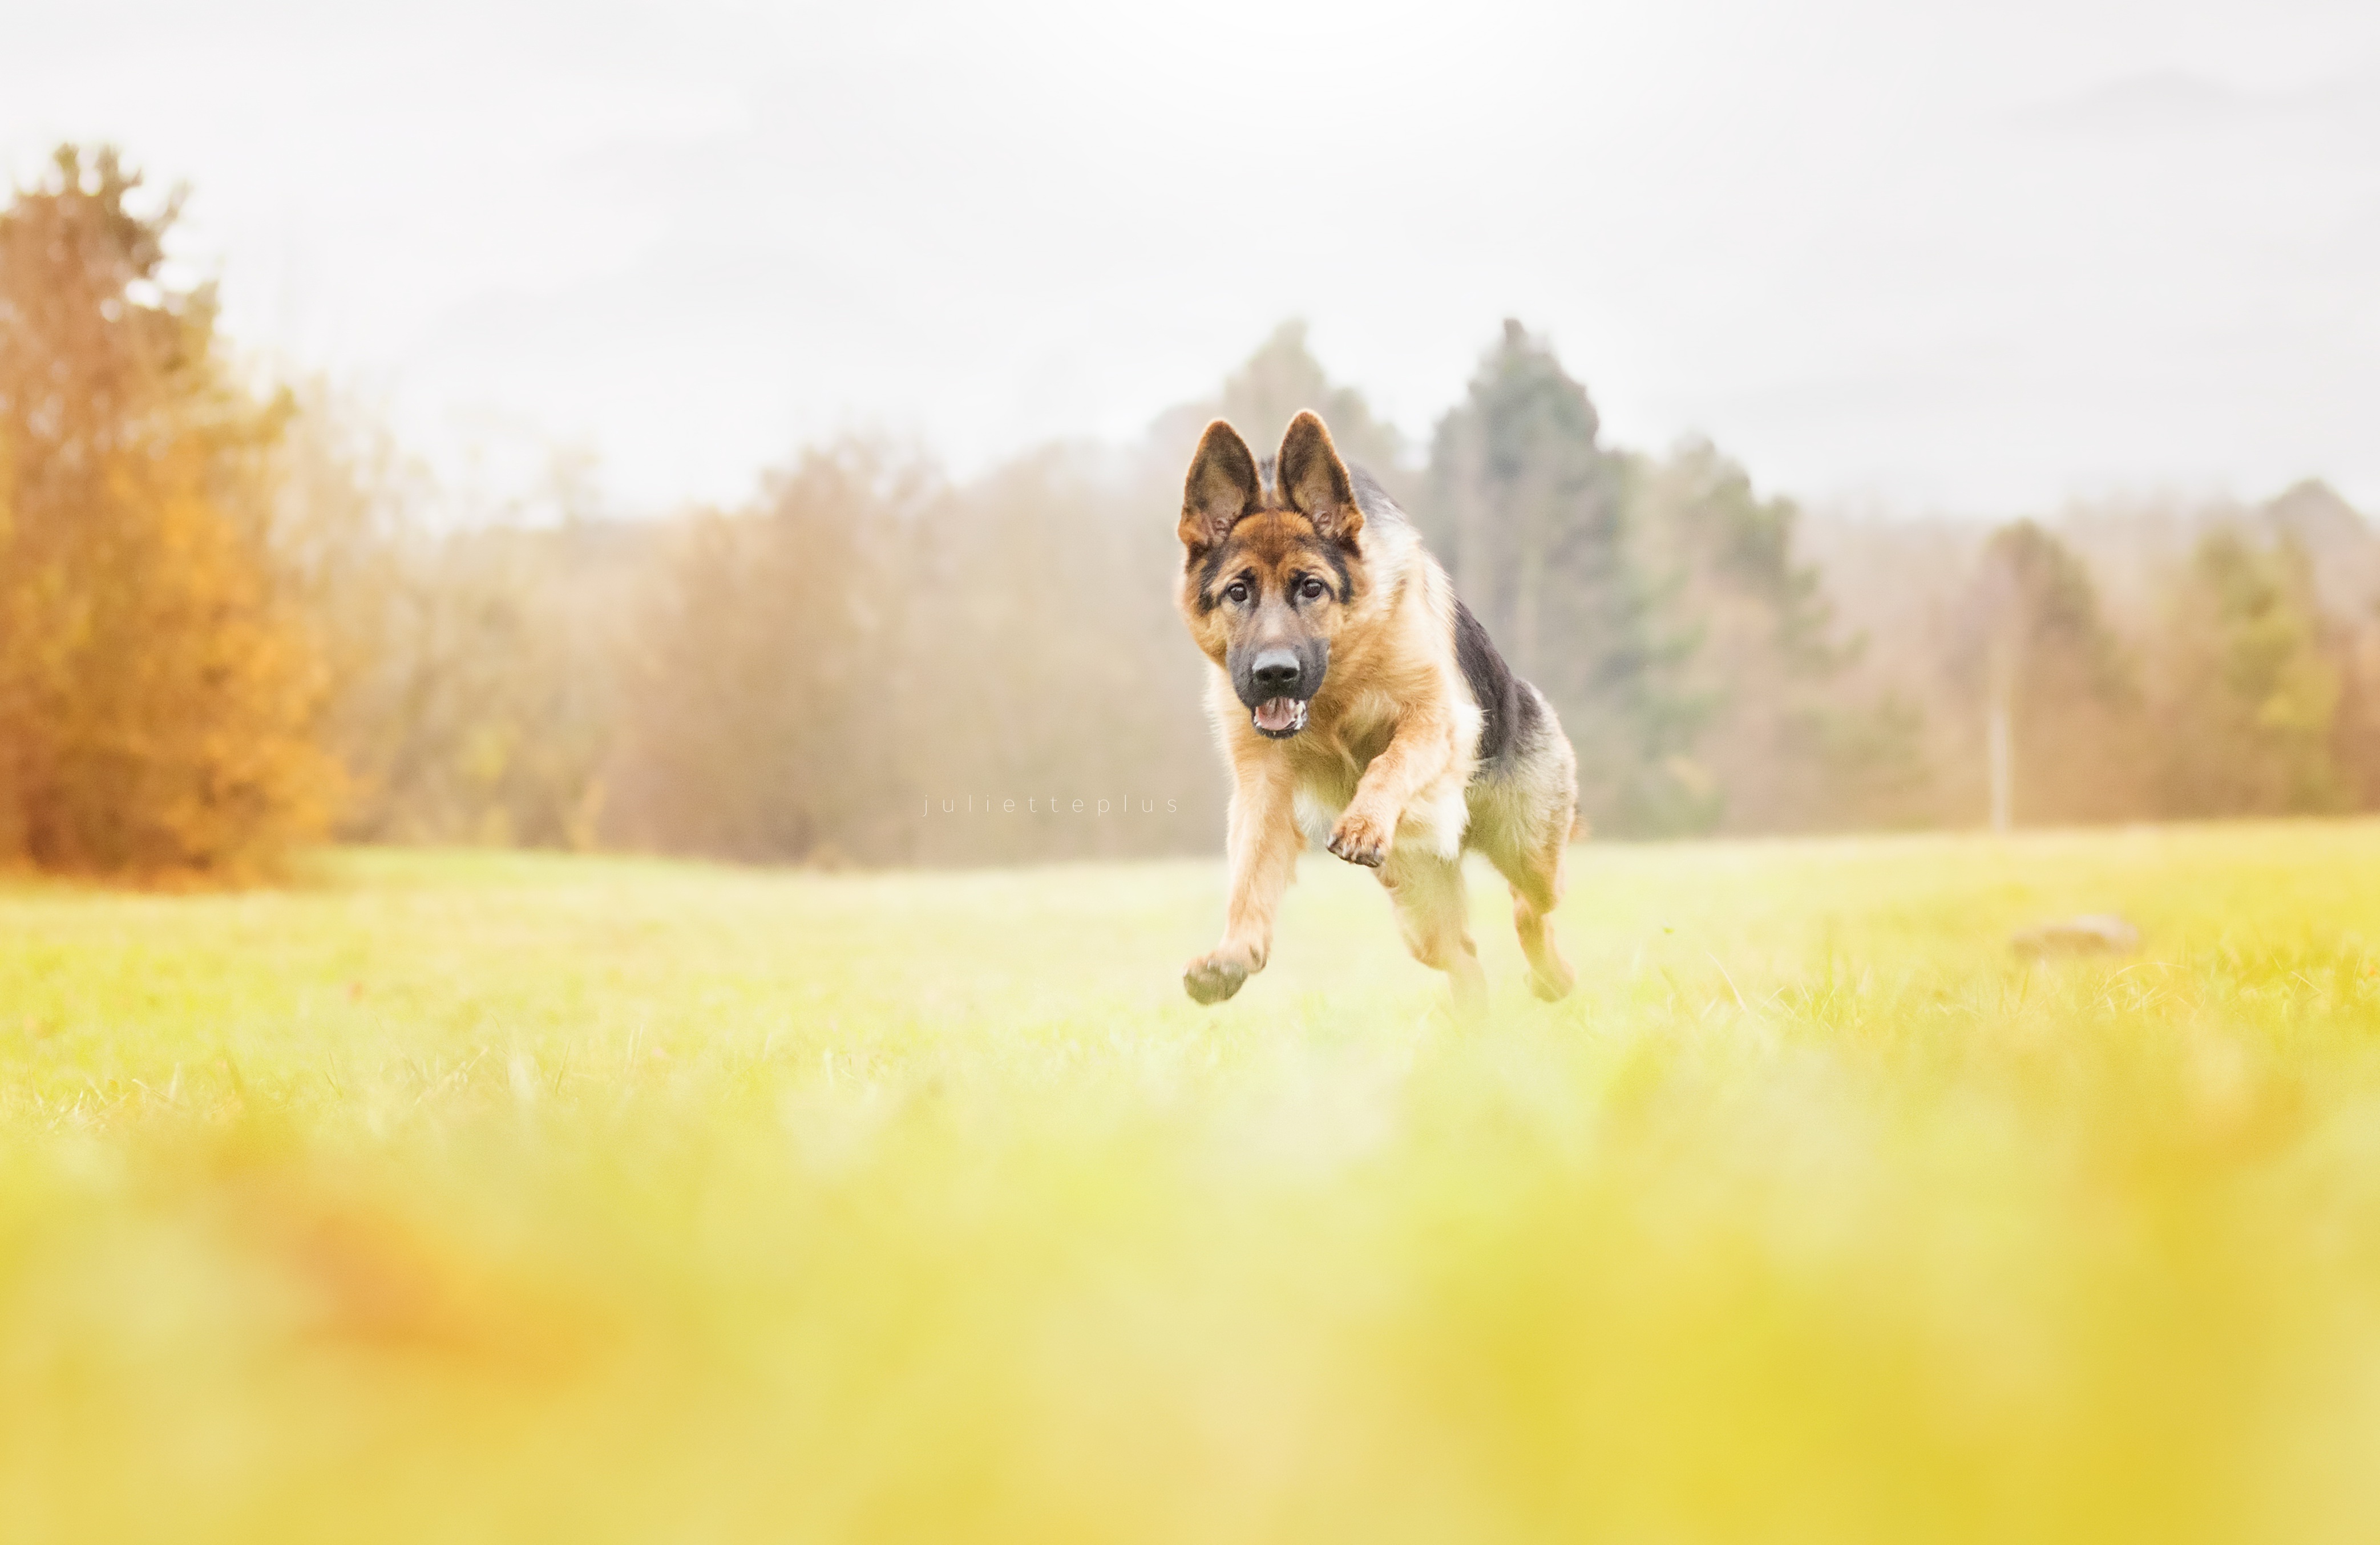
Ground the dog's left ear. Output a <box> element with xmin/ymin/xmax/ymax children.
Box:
<box><xmin>1277</xmin><ymin>411</ymin><xmax>1363</xmax><ymax>546</ymax></box>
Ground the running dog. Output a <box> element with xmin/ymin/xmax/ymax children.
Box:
<box><xmin>1176</xmin><ymin>411</ymin><xmax>1579</xmax><ymax>1011</ymax></box>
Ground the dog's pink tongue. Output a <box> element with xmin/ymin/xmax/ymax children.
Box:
<box><xmin>1254</xmin><ymin>698</ymin><xmax>1298</xmax><ymax>733</ymax></box>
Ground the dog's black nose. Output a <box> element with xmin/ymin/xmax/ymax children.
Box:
<box><xmin>1251</xmin><ymin>650</ymin><xmax>1302</xmax><ymax>695</ymax></box>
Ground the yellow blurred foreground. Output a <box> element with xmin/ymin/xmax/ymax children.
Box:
<box><xmin>6</xmin><ymin>826</ymin><xmax>2380</xmax><ymax>1542</ymax></box>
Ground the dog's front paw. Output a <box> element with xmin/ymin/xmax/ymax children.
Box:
<box><xmin>1326</xmin><ymin>809</ymin><xmax>1392</xmax><ymax>868</ymax></box>
<box><xmin>1528</xmin><ymin>963</ymin><xmax>1575</xmax><ymax>1002</ymax></box>
<box><xmin>1183</xmin><ymin>949</ymin><xmax>1251</xmax><ymax>1005</ymax></box>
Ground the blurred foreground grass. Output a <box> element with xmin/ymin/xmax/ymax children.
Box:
<box><xmin>7</xmin><ymin>826</ymin><xmax>2380</xmax><ymax>1542</ymax></box>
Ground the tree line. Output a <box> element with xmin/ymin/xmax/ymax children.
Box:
<box><xmin>6</xmin><ymin>148</ymin><xmax>2377</xmax><ymax>880</ymax></box>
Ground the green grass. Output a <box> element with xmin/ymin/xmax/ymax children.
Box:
<box><xmin>7</xmin><ymin>825</ymin><xmax>2380</xmax><ymax>1542</ymax></box>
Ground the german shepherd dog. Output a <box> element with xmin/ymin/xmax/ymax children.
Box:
<box><xmin>1177</xmin><ymin>411</ymin><xmax>1579</xmax><ymax>1012</ymax></box>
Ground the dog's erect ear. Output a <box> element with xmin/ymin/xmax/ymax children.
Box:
<box><xmin>1180</xmin><ymin>419</ymin><xmax>1260</xmax><ymax>552</ymax></box>
<box><xmin>1276</xmin><ymin>411</ymin><xmax>1363</xmax><ymax>545</ymax></box>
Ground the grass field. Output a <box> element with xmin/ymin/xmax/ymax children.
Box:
<box><xmin>7</xmin><ymin>825</ymin><xmax>2380</xmax><ymax>1542</ymax></box>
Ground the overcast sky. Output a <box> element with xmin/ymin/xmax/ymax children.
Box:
<box><xmin>5</xmin><ymin>0</ymin><xmax>2377</xmax><ymax>517</ymax></box>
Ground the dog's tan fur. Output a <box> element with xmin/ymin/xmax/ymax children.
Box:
<box><xmin>1176</xmin><ymin>412</ymin><xmax>1579</xmax><ymax>1012</ymax></box>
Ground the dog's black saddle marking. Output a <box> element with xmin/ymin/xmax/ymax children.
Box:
<box><xmin>1454</xmin><ymin>598</ymin><xmax>1539</xmax><ymax>766</ymax></box>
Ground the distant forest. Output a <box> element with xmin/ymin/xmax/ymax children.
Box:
<box><xmin>7</xmin><ymin>148</ymin><xmax>2379</xmax><ymax>877</ymax></box>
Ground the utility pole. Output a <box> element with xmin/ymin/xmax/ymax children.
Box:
<box><xmin>1987</xmin><ymin>693</ymin><xmax>2013</xmax><ymax>835</ymax></box>
<box><xmin>1982</xmin><ymin>556</ymin><xmax>2022</xmax><ymax>836</ymax></box>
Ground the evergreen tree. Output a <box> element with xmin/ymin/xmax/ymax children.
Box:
<box><xmin>2151</xmin><ymin>529</ymin><xmax>2344</xmax><ymax>816</ymax></box>
<box><xmin>1626</xmin><ymin>439</ymin><xmax>1924</xmax><ymax>830</ymax></box>
<box><xmin>1426</xmin><ymin>321</ymin><xmax>1702</xmax><ymax>834</ymax></box>
<box><xmin>1149</xmin><ymin>321</ymin><xmax>1407</xmax><ymax>498</ymax></box>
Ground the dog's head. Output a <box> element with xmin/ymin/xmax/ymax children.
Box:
<box><xmin>1175</xmin><ymin>411</ymin><xmax>1367</xmax><ymax>740</ymax></box>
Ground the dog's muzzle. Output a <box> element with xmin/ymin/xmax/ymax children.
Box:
<box><xmin>1244</xmin><ymin>647</ymin><xmax>1316</xmax><ymax>739</ymax></box>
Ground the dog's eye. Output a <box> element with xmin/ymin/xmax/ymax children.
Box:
<box><xmin>1299</xmin><ymin>577</ymin><xmax>1327</xmax><ymax>602</ymax></box>
<box><xmin>1225</xmin><ymin>581</ymin><xmax>1250</xmax><ymax>604</ymax></box>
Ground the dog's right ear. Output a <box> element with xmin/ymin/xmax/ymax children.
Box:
<box><xmin>1179</xmin><ymin>419</ymin><xmax>1260</xmax><ymax>552</ymax></box>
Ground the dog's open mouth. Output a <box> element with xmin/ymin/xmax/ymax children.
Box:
<box><xmin>1252</xmin><ymin>697</ymin><xmax>1309</xmax><ymax>738</ymax></box>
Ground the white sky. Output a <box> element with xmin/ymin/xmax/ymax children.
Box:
<box><xmin>5</xmin><ymin>0</ymin><xmax>2377</xmax><ymax>516</ymax></box>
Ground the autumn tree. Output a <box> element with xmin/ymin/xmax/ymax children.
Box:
<box><xmin>1953</xmin><ymin>521</ymin><xmax>2140</xmax><ymax>827</ymax></box>
<box><xmin>605</xmin><ymin>435</ymin><xmax>1221</xmax><ymax>867</ymax></box>
<box><xmin>278</xmin><ymin>393</ymin><xmax>631</xmax><ymax>851</ymax></box>
<box><xmin>0</xmin><ymin>147</ymin><xmax>335</xmax><ymax>876</ymax></box>
<box><xmin>603</xmin><ymin>442</ymin><xmax>922</xmax><ymax>861</ymax></box>
<box><xmin>2258</xmin><ymin>480</ymin><xmax>2380</xmax><ymax>808</ymax></box>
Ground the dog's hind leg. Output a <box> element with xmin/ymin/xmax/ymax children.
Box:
<box><xmin>1380</xmin><ymin>850</ymin><xmax>1488</xmax><ymax>1017</ymax></box>
<box><xmin>1488</xmin><ymin>816</ymin><xmax>1575</xmax><ymax>1002</ymax></box>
